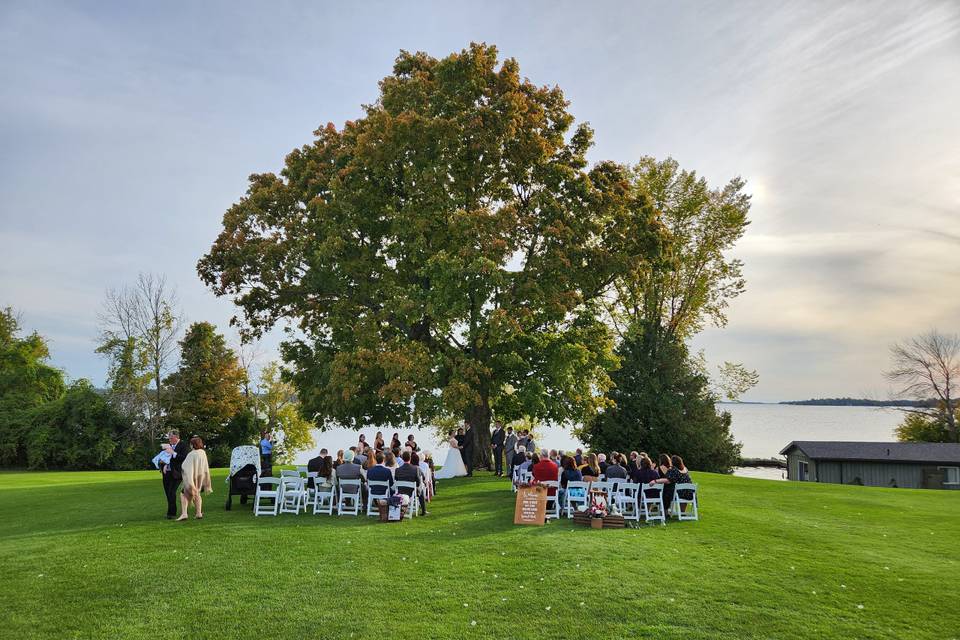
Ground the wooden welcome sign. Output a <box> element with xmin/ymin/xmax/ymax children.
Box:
<box><xmin>514</xmin><ymin>484</ymin><xmax>547</xmax><ymax>525</ymax></box>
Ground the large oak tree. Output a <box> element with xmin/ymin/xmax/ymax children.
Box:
<box><xmin>198</xmin><ymin>44</ymin><xmax>661</xmax><ymax>467</ymax></box>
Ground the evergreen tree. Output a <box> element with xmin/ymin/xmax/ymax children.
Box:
<box><xmin>579</xmin><ymin>327</ymin><xmax>741</xmax><ymax>472</ymax></box>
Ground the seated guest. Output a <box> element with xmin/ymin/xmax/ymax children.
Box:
<box><xmin>632</xmin><ymin>456</ymin><xmax>660</xmax><ymax>494</ymax></box>
<box><xmin>333</xmin><ymin>449</ymin><xmax>345</xmax><ymax>468</ymax></box>
<box><xmin>517</xmin><ymin>450</ymin><xmax>533</xmax><ymax>476</ymax></box>
<box><xmin>395</xmin><ymin>450</ymin><xmax>427</xmax><ymax>516</ymax></box>
<box><xmin>627</xmin><ymin>451</ymin><xmax>640</xmax><ymax>474</ymax></box>
<box><xmin>383</xmin><ymin>450</ymin><xmax>398</xmax><ymax>473</ymax></box>
<box><xmin>414</xmin><ymin>452</ymin><xmax>433</xmax><ymax>503</ymax></box>
<box><xmin>351</xmin><ymin>446</ymin><xmax>368</xmax><ymax>467</ymax></box>
<box><xmin>574</xmin><ymin>448</ymin><xmax>584</xmax><ymax>467</ymax></box>
<box><xmin>558</xmin><ymin>456</ymin><xmax>583</xmax><ymax>510</ymax></box>
<box><xmin>336</xmin><ymin>450</ymin><xmax>364</xmax><ymax>500</ymax></box>
<box><xmin>670</xmin><ymin>454</ymin><xmax>693</xmax><ymax>509</ymax></box>
<box><xmin>598</xmin><ymin>453</ymin><xmax>608</xmax><ymax>476</ymax></box>
<box><xmin>512</xmin><ymin>446</ymin><xmax>528</xmax><ymax>477</ymax></box>
<box><xmin>307</xmin><ymin>450</ymin><xmax>327</xmax><ymax>488</ymax></box>
<box><xmin>531</xmin><ymin>452</ymin><xmax>559</xmax><ymax>496</ymax></box>
<box><xmin>605</xmin><ymin>454</ymin><xmax>628</xmax><ymax>479</ymax></box>
<box><xmin>579</xmin><ymin>453</ymin><xmax>601</xmax><ymax>480</ymax></box>
<box><xmin>648</xmin><ymin>454</ymin><xmax>691</xmax><ymax>513</ymax></box>
<box><xmin>548</xmin><ymin>449</ymin><xmax>560</xmax><ymax>468</ymax></box>
<box><xmin>366</xmin><ymin>451</ymin><xmax>393</xmax><ymax>498</ymax></box>
<box><xmin>362</xmin><ymin>446</ymin><xmax>377</xmax><ymax>472</ymax></box>
<box><xmin>315</xmin><ymin>456</ymin><xmax>336</xmax><ymax>490</ymax></box>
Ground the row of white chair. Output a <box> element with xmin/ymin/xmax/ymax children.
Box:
<box><xmin>513</xmin><ymin>472</ymin><xmax>699</xmax><ymax>523</ymax></box>
<box><xmin>253</xmin><ymin>473</ymin><xmax>420</xmax><ymax>519</ymax></box>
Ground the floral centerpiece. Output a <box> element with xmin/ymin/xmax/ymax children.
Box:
<box><xmin>587</xmin><ymin>490</ymin><xmax>608</xmax><ymax>518</ymax></box>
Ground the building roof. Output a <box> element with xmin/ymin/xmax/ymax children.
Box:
<box><xmin>779</xmin><ymin>441</ymin><xmax>960</xmax><ymax>464</ymax></box>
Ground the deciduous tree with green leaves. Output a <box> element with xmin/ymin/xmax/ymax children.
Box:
<box><xmin>258</xmin><ymin>362</ymin><xmax>314</xmax><ymax>464</ymax></box>
<box><xmin>582</xmin><ymin>157</ymin><xmax>752</xmax><ymax>471</ymax></box>
<box><xmin>198</xmin><ymin>44</ymin><xmax>661</xmax><ymax>468</ymax></box>
<box><xmin>0</xmin><ymin>307</ymin><xmax>67</xmax><ymax>466</ymax></box>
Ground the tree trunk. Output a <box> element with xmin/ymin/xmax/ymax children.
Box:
<box><xmin>466</xmin><ymin>400</ymin><xmax>492</xmax><ymax>470</ymax></box>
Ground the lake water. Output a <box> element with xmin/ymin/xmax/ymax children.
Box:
<box><xmin>295</xmin><ymin>404</ymin><xmax>905</xmax><ymax>476</ymax></box>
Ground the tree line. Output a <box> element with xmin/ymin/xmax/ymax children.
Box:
<box><xmin>0</xmin><ymin>277</ymin><xmax>314</xmax><ymax>470</ymax></box>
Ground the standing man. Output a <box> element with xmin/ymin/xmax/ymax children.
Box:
<box><xmin>259</xmin><ymin>431</ymin><xmax>273</xmax><ymax>472</ymax></box>
<box><xmin>490</xmin><ymin>421</ymin><xmax>506</xmax><ymax>477</ymax></box>
<box><xmin>160</xmin><ymin>429</ymin><xmax>188</xmax><ymax>519</ymax></box>
<box><xmin>504</xmin><ymin>426</ymin><xmax>518</xmax><ymax>480</ymax></box>
<box><xmin>461</xmin><ymin>420</ymin><xmax>475</xmax><ymax>477</ymax></box>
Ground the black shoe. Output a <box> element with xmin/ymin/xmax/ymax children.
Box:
<box><xmin>166</xmin><ymin>515</ymin><xmax>175</xmax><ymax>520</ymax></box>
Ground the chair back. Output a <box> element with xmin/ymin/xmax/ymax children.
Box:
<box><xmin>394</xmin><ymin>480</ymin><xmax>417</xmax><ymax>496</ymax></box>
<box><xmin>257</xmin><ymin>477</ymin><xmax>281</xmax><ymax>492</ymax></box>
<box><xmin>367</xmin><ymin>480</ymin><xmax>392</xmax><ymax>497</ymax></box>
<box><xmin>339</xmin><ymin>478</ymin><xmax>361</xmax><ymax>493</ymax></box>
<box><xmin>280</xmin><ymin>469</ymin><xmax>300</xmax><ymax>478</ymax></box>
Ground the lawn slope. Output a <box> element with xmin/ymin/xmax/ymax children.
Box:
<box><xmin>0</xmin><ymin>470</ymin><xmax>957</xmax><ymax>639</ymax></box>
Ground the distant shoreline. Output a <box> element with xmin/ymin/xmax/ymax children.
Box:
<box><xmin>777</xmin><ymin>398</ymin><xmax>931</xmax><ymax>407</ymax></box>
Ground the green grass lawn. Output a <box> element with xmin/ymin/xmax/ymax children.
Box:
<box><xmin>1</xmin><ymin>469</ymin><xmax>957</xmax><ymax>639</ymax></box>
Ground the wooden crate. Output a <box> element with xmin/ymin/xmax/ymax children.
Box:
<box><xmin>572</xmin><ymin>511</ymin><xmax>626</xmax><ymax>529</ymax></box>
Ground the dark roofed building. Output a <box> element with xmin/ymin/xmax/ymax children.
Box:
<box><xmin>780</xmin><ymin>441</ymin><xmax>960</xmax><ymax>490</ymax></box>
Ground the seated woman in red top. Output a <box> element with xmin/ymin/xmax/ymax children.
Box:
<box><xmin>531</xmin><ymin>453</ymin><xmax>560</xmax><ymax>496</ymax></box>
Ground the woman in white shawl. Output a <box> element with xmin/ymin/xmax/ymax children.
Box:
<box><xmin>177</xmin><ymin>436</ymin><xmax>213</xmax><ymax>521</ymax></box>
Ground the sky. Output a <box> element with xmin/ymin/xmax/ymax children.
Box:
<box><xmin>1</xmin><ymin>1</ymin><xmax>958</xmax><ymax>402</ymax></box>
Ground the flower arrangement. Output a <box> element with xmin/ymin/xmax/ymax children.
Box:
<box><xmin>587</xmin><ymin>490</ymin><xmax>608</xmax><ymax>519</ymax></box>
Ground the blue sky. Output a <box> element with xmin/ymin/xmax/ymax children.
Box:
<box><xmin>1</xmin><ymin>1</ymin><xmax>958</xmax><ymax>401</ymax></box>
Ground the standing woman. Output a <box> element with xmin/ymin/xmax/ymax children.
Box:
<box><xmin>358</xmin><ymin>433</ymin><xmax>367</xmax><ymax>451</ymax></box>
<box><xmin>177</xmin><ymin>436</ymin><xmax>212</xmax><ymax>521</ymax></box>
<box><xmin>390</xmin><ymin>432</ymin><xmax>401</xmax><ymax>451</ymax></box>
<box><xmin>374</xmin><ymin>431</ymin><xmax>385</xmax><ymax>452</ymax></box>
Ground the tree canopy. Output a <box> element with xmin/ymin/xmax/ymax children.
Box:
<box><xmin>198</xmin><ymin>43</ymin><xmax>662</xmax><ymax>465</ymax></box>
<box><xmin>163</xmin><ymin>322</ymin><xmax>246</xmax><ymax>444</ymax></box>
<box><xmin>581</xmin><ymin>157</ymin><xmax>752</xmax><ymax>471</ymax></box>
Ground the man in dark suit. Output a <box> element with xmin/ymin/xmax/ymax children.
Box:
<box><xmin>160</xmin><ymin>429</ymin><xmax>189</xmax><ymax>519</ymax></box>
<box><xmin>366</xmin><ymin>452</ymin><xmax>393</xmax><ymax>501</ymax></box>
<box><xmin>461</xmin><ymin>421</ymin><xmax>475</xmax><ymax>477</ymax></box>
<box><xmin>306</xmin><ymin>448</ymin><xmax>329</xmax><ymax>489</ymax></box>
<box><xmin>394</xmin><ymin>451</ymin><xmax>426</xmax><ymax>515</ymax></box>
<box><xmin>490</xmin><ymin>421</ymin><xmax>506</xmax><ymax>476</ymax></box>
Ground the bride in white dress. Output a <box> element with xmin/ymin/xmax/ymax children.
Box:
<box><xmin>434</xmin><ymin>431</ymin><xmax>468</xmax><ymax>479</ymax></box>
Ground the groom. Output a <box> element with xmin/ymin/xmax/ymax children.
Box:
<box><xmin>460</xmin><ymin>420</ymin><xmax>475</xmax><ymax>477</ymax></box>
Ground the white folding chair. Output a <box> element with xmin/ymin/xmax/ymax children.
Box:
<box><xmin>540</xmin><ymin>480</ymin><xmax>560</xmax><ymax>520</ymax></box>
<box><xmin>564</xmin><ymin>481</ymin><xmax>590</xmax><ymax>518</ymax></box>
<box><xmin>642</xmin><ymin>483</ymin><xmax>666</xmax><ymax>524</ymax></box>
<box><xmin>279</xmin><ymin>476</ymin><xmax>305</xmax><ymax>515</ymax></box>
<box><xmin>280</xmin><ymin>469</ymin><xmax>300</xmax><ymax>478</ymax></box>
<box><xmin>607</xmin><ymin>478</ymin><xmax>624</xmax><ymax>501</ymax></box>
<box><xmin>366</xmin><ymin>481</ymin><xmax>392</xmax><ymax>516</ymax></box>
<box><xmin>337</xmin><ymin>479</ymin><xmax>362</xmax><ymax>515</ymax></box>
<box><xmin>296</xmin><ymin>466</ymin><xmax>308</xmax><ymax>476</ymax></box>
<box><xmin>590</xmin><ymin>480</ymin><xmax>611</xmax><ymax>497</ymax></box>
<box><xmin>394</xmin><ymin>481</ymin><xmax>419</xmax><ymax>519</ymax></box>
<box><xmin>670</xmin><ymin>483</ymin><xmax>699</xmax><ymax>521</ymax></box>
<box><xmin>312</xmin><ymin>479</ymin><xmax>336</xmax><ymax>515</ymax></box>
<box><xmin>617</xmin><ymin>482</ymin><xmax>641</xmax><ymax>521</ymax></box>
<box><xmin>254</xmin><ymin>477</ymin><xmax>281</xmax><ymax>516</ymax></box>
